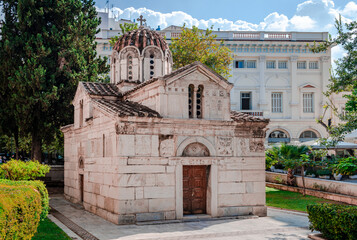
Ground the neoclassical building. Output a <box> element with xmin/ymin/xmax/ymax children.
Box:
<box><xmin>62</xmin><ymin>26</ymin><xmax>269</xmax><ymax>224</ymax></box>
<box><xmin>95</xmin><ymin>13</ymin><xmax>340</xmax><ymax>145</ymax></box>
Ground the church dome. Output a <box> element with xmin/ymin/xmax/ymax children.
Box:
<box><xmin>113</xmin><ymin>28</ymin><xmax>169</xmax><ymax>53</ymax></box>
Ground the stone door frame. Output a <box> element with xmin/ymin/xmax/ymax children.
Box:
<box><xmin>173</xmin><ymin>158</ymin><xmax>219</xmax><ymax>219</ymax></box>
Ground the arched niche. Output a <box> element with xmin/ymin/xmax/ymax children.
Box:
<box><xmin>176</xmin><ymin>137</ymin><xmax>216</xmax><ymax>157</ymax></box>
<box><xmin>142</xmin><ymin>46</ymin><xmax>164</xmax><ymax>81</ymax></box>
<box><xmin>182</xmin><ymin>143</ymin><xmax>210</xmax><ymax>157</ymax></box>
<box><xmin>118</xmin><ymin>46</ymin><xmax>140</xmax><ymax>82</ymax></box>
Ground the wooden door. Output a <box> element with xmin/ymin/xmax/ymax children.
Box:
<box><xmin>183</xmin><ymin>166</ymin><xmax>207</xmax><ymax>215</ymax></box>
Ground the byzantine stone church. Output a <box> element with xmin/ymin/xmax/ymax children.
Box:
<box><xmin>62</xmin><ymin>23</ymin><xmax>269</xmax><ymax>224</ymax></box>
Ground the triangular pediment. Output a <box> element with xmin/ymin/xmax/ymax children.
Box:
<box><xmin>165</xmin><ymin>62</ymin><xmax>233</xmax><ymax>91</ymax></box>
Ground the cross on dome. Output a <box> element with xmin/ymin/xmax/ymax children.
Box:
<box><xmin>137</xmin><ymin>15</ymin><xmax>146</xmax><ymax>27</ymax></box>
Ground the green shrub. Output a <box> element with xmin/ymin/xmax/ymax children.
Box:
<box><xmin>331</xmin><ymin>157</ymin><xmax>357</xmax><ymax>175</ymax></box>
<box><xmin>0</xmin><ymin>159</ymin><xmax>50</xmax><ymax>181</ymax></box>
<box><xmin>0</xmin><ymin>183</ymin><xmax>42</xmax><ymax>240</ymax></box>
<box><xmin>0</xmin><ymin>179</ymin><xmax>49</xmax><ymax>220</ymax></box>
<box><xmin>316</xmin><ymin>169</ymin><xmax>332</xmax><ymax>176</ymax></box>
<box><xmin>307</xmin><ymin>203</ymin><xmax>357</xmax><ymax>240</ymax></box>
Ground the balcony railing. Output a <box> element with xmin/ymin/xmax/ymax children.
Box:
<box><xmin>240</xmin><ymin>110</ymin><xmax>264</xmax><ymax>117</ymax></box>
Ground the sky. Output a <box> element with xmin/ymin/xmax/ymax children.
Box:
<box><xmin>94</xmin><ymin>0</ymin><xmax>357</xmax><ymax>66</ymax></box>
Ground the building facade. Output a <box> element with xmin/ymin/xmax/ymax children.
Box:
<box><xmin>95</xmin><ymin>13</ymin><xmax>341</xmax><ymax>145</ymax></box>
<box><xmin>63</xmin><ymin>27</ymin><xmax>269</xmax><ymax>224</ymax></box>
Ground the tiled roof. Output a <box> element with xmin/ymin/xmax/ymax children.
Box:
<box><xmin>123</xmin><ymin>61</ymin><xmax>232</xmax><ymax>96</ymax></box>
<box><xmin>82</xmin><ymin>82</ymin><xmax>121</xmax><ymax>97</ymax></box>
<box><xmin>231</xmin><ymin>111</ymin><xmax>269</xmax><ymax>123</ymax></box>
<box><xmin>93</xmin><ymin>99</ymin><xmax>161</xmax><ymax>118</ymax></box>
<box><xmin>113</xmin><ymin>28</ymin><xmax>169</xmax><ymax>53</ymax></box>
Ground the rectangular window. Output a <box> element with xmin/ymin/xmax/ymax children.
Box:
<box><xmin>246</xmin><ymin>60</ymin><xmax>256</xmax><ymax>68</ymax></box>
<box><xmin>297</xmin><ymin>61</ymin><xmax>307</xmax><ymax>69</ymax></box>
<box><xmin>303</xmin><ymin>93</ymin><xmax>314</xmax><ymax>113</ymax></box>
<box><xmin>266</xmin><ymin>60</ymin><xmax>276</xmax><ymax>69</ymax></box>
<box><xmin>309</xmin><ymin>61</ymin><xmax>318</xmax><ymax>69</ymax></box>
<box><xmin>271</xmin><ymin>93</ymin><xmax>282</xmax><ymax>113</ymax></box>
<box><xmin>235</xmin><ymin>60</ymin><xmax>245</xmax><ymax>68</ymax></box>
<box><xmin>278</xmin><ymin>61</ymin><xmax>288</xmax><ymax>69</ymax></box>
<box><xmin>241</xmin><ymin>92</ymin><xmax>251</xmax><ymax>110</ymax></box>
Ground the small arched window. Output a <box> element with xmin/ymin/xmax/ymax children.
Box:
<box><xmin>127</xmin><ymin>55</ymin><xmax>133</xmax><ymax>80</ymax></box>
<box><xmin>299</xmin><ymin>130</ymin><xmax>318</xmax><ymax>142</ymax></box>
<box><xmin>79</xmin><ymin>156</ymin><xmax>84</xmax><ymax>169</ymax></box>
<box><xmin>196</xmin><ymin>85</ymin><xmax>204</xmax><ymax>119</ymax></box>
<box><xmin>188</xmin><ymin>84</ymin><xmax>194</xmax><ymax>118</ymax></box>
<box><xmin>268</xmin><ymin>130</ymin><xmax>290</xmax><ymax>143</ymax></box>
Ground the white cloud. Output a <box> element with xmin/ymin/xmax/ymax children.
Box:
<box><xmin>290</xmin><ymin>15</ymin><xmax>316</xmax><ymax>30</ymax></box>
<box><xmin>97</xmin><ymin>0</ymin><xmax>357</xmax><ymax>66</ymax></box>
<box><xmin>340</xmin><ymin>1</ymin><xmax>357</xmax><ymax>18</ymax></box>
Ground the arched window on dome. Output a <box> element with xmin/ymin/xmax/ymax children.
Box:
<box><xmin>149</xmin><ymin>53</ymin><xmax>155</xmax><ymax>78</ymax></box>
<box><xmin>188</xmin><ymin>84</ymin><xmax>194</xmax><ymax>118</ymax></box>
<box><xmin>268</xmin><ymin>130</ymin><xmax>290</xmax><ymax>143</ymax></box>
<box><xmin>299</xmin><ymin>130</ymin><xmax>318</xmax><ymax>142</ymax></box>
<box><xmin>113</xmin><ymin>58</ymin><xmax>116</xmax><ymax>82</ymax></box>
<box><xmin>127</xmin><ymin>55</ymin><xmax>133</xmax><ymax>80</ymax></box>
<box><xmin>196</xmin><ymin>85</ymin><xmax>204</xmax><ymax>119</ymax></box>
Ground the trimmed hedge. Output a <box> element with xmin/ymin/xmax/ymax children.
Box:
<box><xmin>307</xmin><ymin>203</ymin><xmax>357</xmax><ymax>240</ymax></box>
<box><xmin>0</xmin><ymin>183</ymin><xmax>42</xmax><ymax>240</ymax></box>
<box><xmin>0</xmin><ymin>179</ymin><xmax>49</xmax><ymax>220</ymax></box>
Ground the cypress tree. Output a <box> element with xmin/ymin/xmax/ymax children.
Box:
<box><xmin>0</xmin><ymin>0</ymin><xmax>109</xmax><ymax>160</ymax></box>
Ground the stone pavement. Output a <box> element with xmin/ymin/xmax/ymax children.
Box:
<box><xmin>50</xmin><ymin>195</ymin><xmax>314</xmax><ymax>240</ymax></box>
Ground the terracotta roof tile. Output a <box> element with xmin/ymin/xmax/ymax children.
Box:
<box><xmin>113</xmin><ymin>28</ymin><xmax>169</xmax><ymax>53</ymax></box>
<box><xmin>82</xmin><ymin>82</ymin><xmax>121</xmax><ymax>97</ymax></box>
<box><xmin>93</xmin><ymin>99</ymin><xmax>161</xmax><ymax>118</ymax></box>
<box><xmin>231</xmin><ymin>111</ymin><xmax>269</xmax><ymax>123</ymax></box>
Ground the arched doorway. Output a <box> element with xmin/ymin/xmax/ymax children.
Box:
<box><xmin>182</xmin><ymin>143</ymin><xmax>209</xmax><ymax>215</ymax></box>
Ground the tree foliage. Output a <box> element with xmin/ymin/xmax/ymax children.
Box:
<box><xmin>170</xmin><ymin>25</ymin><xmax>233</xmax><ymax>78</ymax></box>
<box><xmin>109</xmin><ymin>22</ymin><xmax>138</xmax><ymax>46</ymax></box>
<box><xmin>0</xmin><ymin>160</ymin><xmax>50</xmax><ymax>181</ymax></box>
<box><xmin>310</xmin><ymin>16</ymin><xmax>357</xmax><ymax>137</ymax></box>
<box><xmin>0</xmin><ymin>0</ymin><xmax>109</xmax><ymax>160</ymax></box>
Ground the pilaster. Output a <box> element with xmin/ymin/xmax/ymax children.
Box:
<box><xmin>290</xmin><ymin>56</ymin><xmax>299</xmax><ymax>120</ymax></box>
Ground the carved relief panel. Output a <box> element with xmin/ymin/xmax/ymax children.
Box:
<box><xmin>160</xmin><ymin>139</ymin><xmax>175</xmax><ymax>157</ymax></box>
<box><xmin>115</xmin><ymin>122</ymin><xmax>136</xmax><ymax>135</ymax></box>
<box><xmin>216</xmin><ymin>137</ymin><xmax>233</xmax><ymax>156</ymax></box>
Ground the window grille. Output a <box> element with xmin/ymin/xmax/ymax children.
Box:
<box><xmin>196</xmin><ymin>85</ymin><xmax>204</xmax><ymax>119</ymax></box>
<box><xmin>303</xmin><ymin>93</ymin><xmax>314</xmax><ymax>113</ymax></box>
<box><xmin>149</xmin><ymin>54</ymin><xmax>155</xmax><ymax>78</ymax></box>
<box><xmin>127</xmin><ymin>55</ymin><xmax>133</xmax><ymax>80</ymax></box>
<box><xmin>188</xmin><ymin>85</ymin><xmax>194</xmax><ymax>118</ymax></box>
<box><xmin>297</xmin><ymin>61</ymin><xmax>306</xmax><ymax>69</ymax></box>
<box><xmin>246</xmin><ymin>60</ymin><xmax>256</xmax><ymax>68</ymax></box>
<box><xmin>271</xmin><ymin>93</ymin><xmax>282</xmax><ymax>112</ymax></box>
<box><xmin>278</xmin><ymin>61</ymin><xmax>287</xmax><ymax>69</ymax></box>
<box><xmin>309</xmin><ymin>61</ymin><xmax>318</xmax><ymax>69</ymax></box>
<box><xmin>299</xmin><ymin>131</ymin><xmax>317</xmax><ymax>139</ymax></box>
<box><xmin>266</xmin><ymin>60</ymin><xmax>276</xmax><ymax>69</ymax></box>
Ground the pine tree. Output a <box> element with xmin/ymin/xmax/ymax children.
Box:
<box><xmin>0</xmin><ymin>0</ymin><xmax>109</xmax><ymax>160</ymax></box>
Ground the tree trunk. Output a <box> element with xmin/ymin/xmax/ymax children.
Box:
<box><xmin>14</xmin><ymin>132</ymin><xmax>19</xmax><ymax>160</ymax></box>
<box><xmin>301</xmin><ymin>166</ymin><xmax>306</xmax><ymax>196</ymax></box>
<box><xmin>287</xmin><ymin>168</ymin><xmax>294</xmax><ymax>186</ymax></box>
<box><xmin>31</xmin><ymin>131</ymin><xmax>42</xmax><ymax>161</ymax></box>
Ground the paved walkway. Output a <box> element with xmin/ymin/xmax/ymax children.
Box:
<box><xmin>50</xmin><ymin>196</ymin><xmax>314</xmax><ymax>240</ymax></box>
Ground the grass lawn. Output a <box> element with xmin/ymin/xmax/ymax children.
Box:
<box><xmin>266</xmin><ymin>187</ymin><xmax>345</xmax><ymax>212</ymax></box>
<box><xmin>32</xmin><ymin>217</ymin><xmax>71</xmax><ymax>240</ymax></box>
